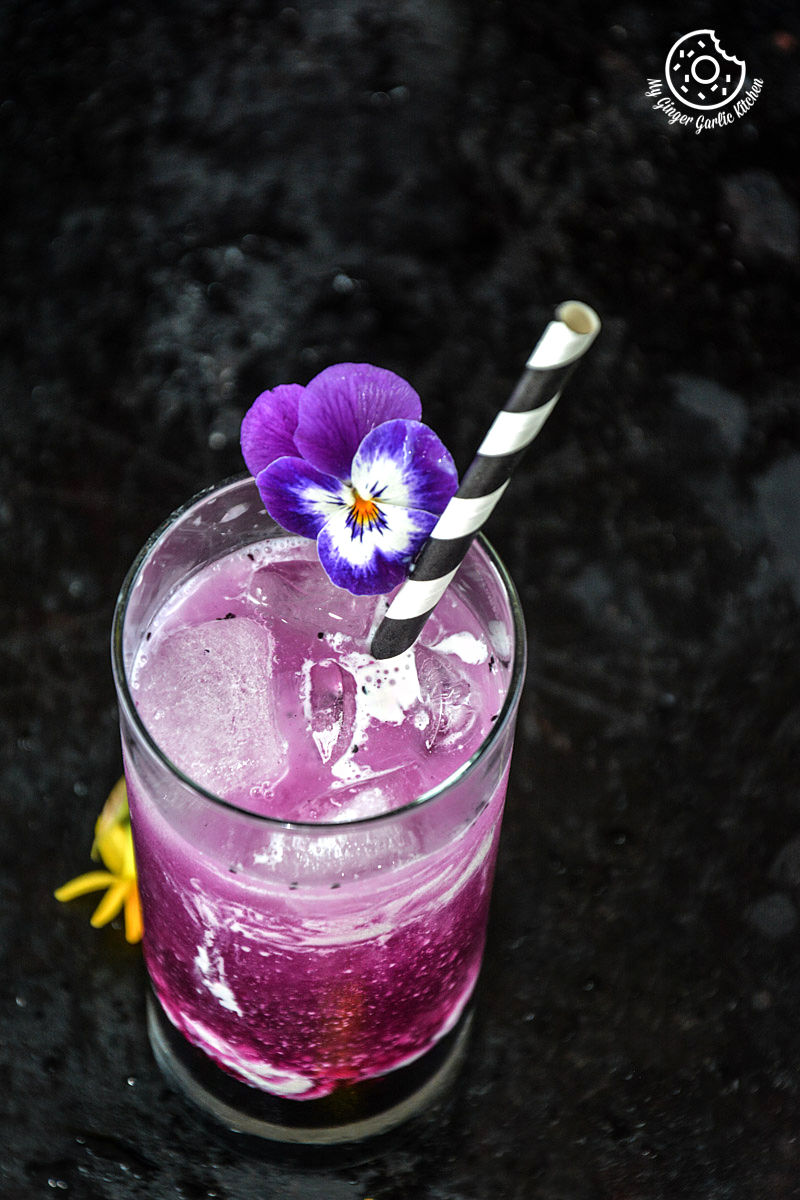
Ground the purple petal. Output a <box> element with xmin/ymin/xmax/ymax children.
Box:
<box><xmin>316</xmin><ymin>503</ymin><xmax>438</xmax><ymax>596</ymax></box>
<box><xmin>351</xmin><ymin>420</ymin><xmax>458</xmax><ymax>516</ymax></box>
<box><xmin>241</xmin><ymin>384</ymin><xmax>304</xmax><ymax>477</ymax></box>
<box><xmin>295</xmin><ymin>364</ymin><xmax>422</xmax><ymax>479</ymax></box>
<box><xmin>255</xmin><ymin>457</ymin><xmax>347</xmax><ymax>540</ymax></box>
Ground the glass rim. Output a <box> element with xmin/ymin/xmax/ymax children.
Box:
<box><xmin>111</xmin><ymin>474</ymin><xmax>527</xmax><ymax>832</ymax></box>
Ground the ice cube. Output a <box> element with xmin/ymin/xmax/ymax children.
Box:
<box><xmin>416</xmin><ymin>646</ymin><xmax>476</xmax><ymax>751</ymax></box>
<box><xmin>292</xmin><ymin>765</ymin><xmax>421</xmax><ymax>823</ymax></box>
<box><xmin>305</xmin><ymin>659</ymin><xmax>357</xmax><ymax>764</ymax></box>
<box><xmin>328</xmin><ymin>765</ymin><xmax>424</xmax><ymax>822</ymax></box>
<box><xmin>133</xmin><ymin>617</ymin><xmax>286</xmax><ymax>797</ymax></box>
<box><xmin>247</xmin><ymin>558</ymin><xmax>379</xmax><ymax>642</ymax></box>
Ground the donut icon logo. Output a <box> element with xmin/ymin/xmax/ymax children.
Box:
<box><xmin>665</xmin><ymin>30</ymin><xmax>746</xmax><ymax>111</ymax></box>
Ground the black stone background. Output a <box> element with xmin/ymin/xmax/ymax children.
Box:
<box><xmin>2</xmin><ymin>1</ymin><xmax>800</xmax><ymax>1196</ymax></box>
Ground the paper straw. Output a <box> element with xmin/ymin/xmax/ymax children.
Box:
<box><xmin>370</xmin><ymin>301</ymin><xmax>601</xmax><ymax>660</ymax></box>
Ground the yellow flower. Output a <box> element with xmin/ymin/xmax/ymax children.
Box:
<box><xmin>55</xmin><ymin>776</ymin><xmax>143</xmax><ymax>944</ymax></box>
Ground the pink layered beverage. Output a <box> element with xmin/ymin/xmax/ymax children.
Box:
<box><xmin>113</xmin><ymin>477</ymin><xmax>525</xmax><ymax>1142</ymax></box>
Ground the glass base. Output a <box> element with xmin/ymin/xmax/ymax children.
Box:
<box><xmin>146</xmin><ymin>990</ymin><xmax>473</xmax><ymax>1145</ymax></box>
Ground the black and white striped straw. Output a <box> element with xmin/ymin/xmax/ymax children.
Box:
<box><xmin>370</xmin><ymin>300</ymin><xmax>601</xmax><ymax>660</ymax></box>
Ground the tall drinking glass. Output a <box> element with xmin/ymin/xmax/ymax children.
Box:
<box><xmin>112</xmin><ymin>476</ymin><xmax>526</xmax><ymax>1144</ymax></box>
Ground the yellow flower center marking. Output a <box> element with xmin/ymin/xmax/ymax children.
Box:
<box><xmin>344</xmin><ymin>487</ymin><xmax>388</xmax><ymax>541</ymax></box>
<box><xmin>350</xmin><ymin>490</ymin><xmax>381</xmax><ymax>528</ymax></box>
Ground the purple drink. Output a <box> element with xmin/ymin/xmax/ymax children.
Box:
<box><xmin>113</xmin><ymin>477</ymin><xmax>525</xmax><ymax>1142</ymax></box>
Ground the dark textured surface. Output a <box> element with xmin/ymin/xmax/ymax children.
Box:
<box><xmin>2</xmin><ymin>2</ymin><xmax>800</xmax><ymax>1196</ymax></box>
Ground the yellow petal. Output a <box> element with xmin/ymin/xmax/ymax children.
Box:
<box><xmin>121</xmin><ymin>831</ymin><xmax>137</xmax><ymax>881</ymax></box>
<box><xmin>55</xmin><ymin>871</ymin><xmax>118</xmax><ymax>903</ymax></box>
<box><xmin>98</xmin><ymin>776</ymin><xmax>129</xmax><ymax>830</ymax></box>
<box><xmin>92</xmin><ymin>776</ymin><xmax>130</xmax><ymax>858</ymax></box>
<box><xmin>96</xmin><ymin>824</ymin><xmax>128</xmax><ymax>875</ymax></box>
<box><xmin>90</xmin><ymin>880</ymin><xmax>129</xmax><ymax>928</ymax></box>
<box><xmin>124</xmin><ymin>887</ymin><xmax>144</xmax><ymax>944</ymax></box>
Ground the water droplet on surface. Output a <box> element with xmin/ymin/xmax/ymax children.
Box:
<box><xmin>332</xmin><ymin>272</ymin><xmax>356</xmax><ymax>295</ymax></box>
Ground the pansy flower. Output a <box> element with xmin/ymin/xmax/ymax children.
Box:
<box><xmin>241</xmin><ymin>363</ymin><xmax>458</xmax><ymax>595</ymax></box>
